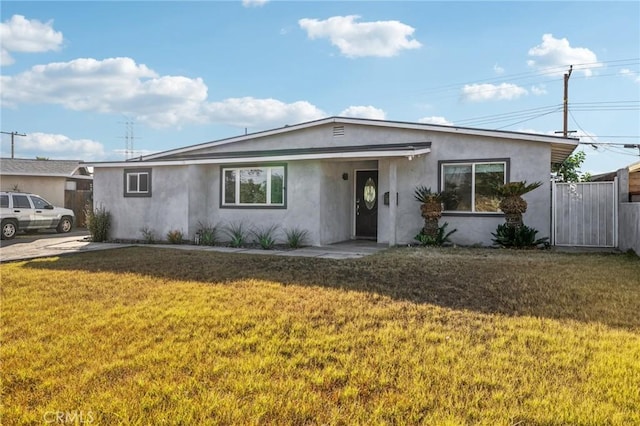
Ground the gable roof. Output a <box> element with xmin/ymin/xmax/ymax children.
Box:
<box><xmin>89</xmin><ymin>116</ymin><xmax>579</xmax><ymax>168</ymax></box>
<box><xmin>0</xmin><ymin>158</ymin><xmax>92</xmax><ymax>179</ymax></box>
<box><xmin>141</xmin><ymin>116</ymin><xmax>578</xmax><ymax>164</ymax></box>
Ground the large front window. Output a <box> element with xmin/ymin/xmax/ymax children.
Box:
<box><xmin>441</xmin><ymin>161</ymin><xmax>507</xmax><ymax>213</ymax></box>
<box><xmin>222</xmin><ymin>165</ymin><xmax>285</xmax><ymax>207</ymax></box>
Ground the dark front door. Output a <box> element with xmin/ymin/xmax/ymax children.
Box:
<box><xmin>355</xmin><ymin>170</ymin><xmax>378</xmax><ymax>239</ymax></box>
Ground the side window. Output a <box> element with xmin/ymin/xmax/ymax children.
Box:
<box><xmin>30</xmin><ymin>196</ymin><xmax>50</xmax><ymax>209</ymax></box>
<box><xmin>0</xmin><ymin>195</ymin><xmax>8</xmax><ymax>208</ymax></box>
<box><xmin>12</xmin><ymin>195</ymin><xmax>32</xmax><ymax>209</ymax></box>
<box><xmin>124</xmin><ymin>168</ymin><xmax>152</xmax><ymax>197</ymax></box>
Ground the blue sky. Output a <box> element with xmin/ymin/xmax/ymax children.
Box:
<box><xmin>1</xmin><ymin>1</ymin><xmax>639</xmax><ymax>174</ymax></box>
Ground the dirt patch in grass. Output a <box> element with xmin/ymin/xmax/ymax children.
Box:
<box><xmin>20</xmin><ymin>246</ymin><xmax>640</xmax><ymax>330</ymax></box>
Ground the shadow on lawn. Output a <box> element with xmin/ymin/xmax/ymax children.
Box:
<box><xmin>22</xmin><ymin>246</ymin><xmax>640</xmax><ymax>331</ymax></box>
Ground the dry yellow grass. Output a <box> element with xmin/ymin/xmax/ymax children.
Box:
<box><xmin>2</xmin><ymin>247</ymin><xmax>639</xmax><ymax>425</ymax></box>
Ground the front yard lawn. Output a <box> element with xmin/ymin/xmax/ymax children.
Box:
<box><xmin>2</xmin><ymin>247</ymin><xmax>639</xmax><ymax>425</ymax></box>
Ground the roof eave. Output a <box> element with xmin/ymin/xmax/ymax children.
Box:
<box><xmin>89</xmin><ymin>147</ymin><xmax>431</xmax><ymax>168</ymax></box>
<box><xmin>141</xmin><ymin>116</ymin><xmax>579</xmax><ymax>161</ymax></box>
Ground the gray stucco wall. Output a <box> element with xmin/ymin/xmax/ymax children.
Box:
<box><xmin>619</xmin><ymin>203</ymin><xmax>640</xmax><ymax>255</ymax></box>
<box><xmin>376</xmin><ymin>132</ymin><xmax>551</xmax><ymax>246</ymax></box>
<box><xmin>94</xmin><ymin>166</ymin><xmax>189</xmax><ymax>241</ymax></box>
<box><xmin>617</xmin><ymin>167</ymin><xmax>640</xmax><ymax>254</ymax></box>
<box><xmin>93</xmin><ymin>123</ymin><xmax>554</xmax><ymax>246</ymax></box>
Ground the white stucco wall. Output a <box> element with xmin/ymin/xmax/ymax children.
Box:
<box><xmin>0</xmin><ymin>176</ymin><xmax>67</xmax><ymax>206</ymax></box>
<box><xmin>93</xmin><ymin>122</ymin><xmax>555</xmax><ymax>246</ymax></box>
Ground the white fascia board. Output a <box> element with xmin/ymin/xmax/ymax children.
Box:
<box><xmin>89</xmin><ymin>147</ymin><xmax>431</xmax><ymax>168</ymax></box>
<box><xmin>143</xmin><ymin>116</ymin><xmax>577</xmax><ymax>161</ymax></box>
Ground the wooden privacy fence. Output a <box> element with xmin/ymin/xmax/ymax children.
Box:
<box><xmin>552</xmin><ymin>180</ymin><xmax>618</xmax><ymax>247</ymax></box>
<box><xmin>65</xmin><ymin>190</ymin><xmax>92</xmax><ymax>228</ymax></box>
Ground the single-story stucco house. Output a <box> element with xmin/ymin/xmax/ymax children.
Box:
<box><xmin>91</xmin><ymin>117</ymin><xmax>578</xmax><ymax>246</ymax></box>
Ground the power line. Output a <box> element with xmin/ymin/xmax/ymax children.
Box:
<box><xmin>414</xmin><ymin>57</ymin><xmax>640</xmax><ymax>99</ymax></box>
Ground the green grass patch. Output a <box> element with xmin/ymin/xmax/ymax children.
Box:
<box><xmin>2</xmin><ymin>247</ymin><xmax>639</xmax><ymax>425</ymax></box>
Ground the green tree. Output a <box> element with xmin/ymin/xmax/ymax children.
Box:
<box><xmin>552</xmin><ymin>151</ymin><xmax>591</xmax><ymax>182</ymax></box>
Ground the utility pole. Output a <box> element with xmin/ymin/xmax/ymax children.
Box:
<box><xmin>0</xmin><ymin>131</ymin><xmax>27</xmax><ymax>159</ymax></box>
<box><xmin>563</xmin><ymin>65</ymin><xmax>573</xmax><ymax>137</ymax></box>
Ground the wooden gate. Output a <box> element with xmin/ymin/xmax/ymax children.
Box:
<box><xmin>65</xmin><ymin>190</ymin><xmax>93</xmax><ymax>228</ymax></box>
<box><xmin>551</xmin><ymin>180</ymin><xmax>618</xmax><ymax>247</ymax></box>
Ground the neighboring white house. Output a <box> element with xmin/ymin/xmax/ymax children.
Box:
<box><xmin>90</xmin><ymin>117</ymin><xmax>578</xmax><ymax>246</ymax></box>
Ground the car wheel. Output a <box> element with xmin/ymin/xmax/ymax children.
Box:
<box><xmin>56</xmin><ymin>216</ymin><xmax>73</xmax><ymax>233</ymax></box>
<box><xmin>1</xmin><ymin>219</ymin><xmax>17</xmax><ymax>240</ymax></box>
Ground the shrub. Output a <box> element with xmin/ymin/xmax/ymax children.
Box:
<box><xmin>85</xmin><ymin>204</ymin><xmax>111</xmax><ymax>242</ymax></box>
<box><xmin>196</xmin><ymin>221</ymin><xmax>219</xmax><ymax>246</ymax></box>
<box><xmin>284</xmin><ymin>227</ymin><xmax>309</xmax><ymax>249</ymax></box>
<box><xmin>139</xmin><ymin>226</ymin><xmax>156</xmax><ymax>244</ymax></box>
<box><xmin>413</xmin><ymin>186</ymin><xmax>444</xmax><ymax>204</ymax></box>
<box><xmin>491</xmin><ymin>223</ymin><xmax>549</xmax><ymax>249</ymax></box>
<box><xmin>225</xmin><ymin>222</ymin><xmax>248</xmax><ymax>248</ymax></box>
<box><xmin>414</xmin><ymin>222</ymin><xmax>457</xmax><ymax>246</ymax></box>
<box><xmin>166</xmin><ymin>229</ymin><xmax>184</xmax><ymax>244</ymax></box>
<box><xmin>251</xmin><ymin>224</ymin><xmax>279</xmax><ymax>250</ymax></box>
<box><xmin>493</xmin><ymin>181</ymin><xmax>543</xmax><ymax>198</ymax></box>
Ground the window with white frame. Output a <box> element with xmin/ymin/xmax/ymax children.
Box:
<box><xmin>440</xmin><ymin>160</ymin><xmax>507</xmax><ymax>213</ymax></box>
<box><xmin>124</xmin><ymin>169</ymin><xmax>151</xmax><ymax>197</ymax></box>
<box><xmin>222</xmin><ymin>165</ymin><xmax>286</xmax><ymax>207</ymax></box>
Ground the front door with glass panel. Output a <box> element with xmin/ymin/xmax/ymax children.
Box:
<box><xmin>355</xmin><ymin>170</ymin><xmax>378</xmax><ymax>239</ymax></box>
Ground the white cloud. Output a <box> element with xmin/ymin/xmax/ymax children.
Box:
<box><xmin>203</xmin><ymin>97</ymin><xmax>326</xmax><ymax>129</ymax></box>
<box><xmin>242</xmin><ymin>0</ymin><xmax>268</xmax><ymax>7</ymax></box>
<box><xmin>620</xmin><ymin>68</ymin><xmax>640</xmax><ymax>83</ymax></box>
<box><xmin>493</xmin><ymin>63</ymin><xmax>505</xmax><ymax>75</ymax></box>
<box><xmin>1</xmin><ymin>57</ymin><xmax>207</xmax><ymax>127</ymax></box>
<box><xmin>340</xmin><ymin>105</ymin><xmax>386</xmax><ymax>120</ymax></box>
<box><xmin>527</xmin><ymin>34</ymin><xmax>602</xmax><ymax>77</ymax></box>
<box><xmin>530</xmin><ymin>84</ymin><xmax>547</xmax><ymax>96</ymax></box>
<box><xmin>461</xmin><ymin>83</ymin><xmax>528</xmax><ymax>102</ymax></box>
<box><xmin>1</xmin><ymin>56</ymin><xmax>329</xmax><ymax>130</ymax></box>
<box><xmin>0</xmin><ymin>15</ymin><xmax>64</xmax><ymax>66</ymax></box>
<box><xmin>418</xmin><ymin>116</ymin><xmax>453</xmax><ymax>126</ymax></box>
<box><xmin>17</xmin><ymin>132</ymin><xmax>105</xmax><ymax>160</ymax></box>
<box><xmin>298</xmin><ymin>15</ymin><xmax>421</xmax><ymax>58</ymax></box>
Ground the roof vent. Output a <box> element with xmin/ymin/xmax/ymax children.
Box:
<box><xmin>333</xmin><ymin>125</ymin><xmax>345</xmax><ymax>137</ymax></box>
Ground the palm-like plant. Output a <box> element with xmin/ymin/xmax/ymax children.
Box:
<box><xmin>414</xmin><ymin>186</ymin><xmax>447</xmax><ymax>239</ymax></box>
<box><xmin>494</xmin><ymin>181</ymin><xmax>542</xmax><ymax>228</ymax></box>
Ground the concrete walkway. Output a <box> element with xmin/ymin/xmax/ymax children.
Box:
<box><xmin>0</xmin><ymin>232</ymin><xmax>387</xmax><ymax>263</ymax></box>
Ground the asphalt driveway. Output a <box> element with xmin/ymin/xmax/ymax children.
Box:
<box><xmin>0</xmin><ymin>229</ymin><xmax>128</xmax><ymax>263</ymax></box>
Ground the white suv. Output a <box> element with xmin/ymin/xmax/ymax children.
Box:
<box><xmin>0</xmin><ymin>191</ymin><xmax>75</xmax><ymax>240</ymax></box>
